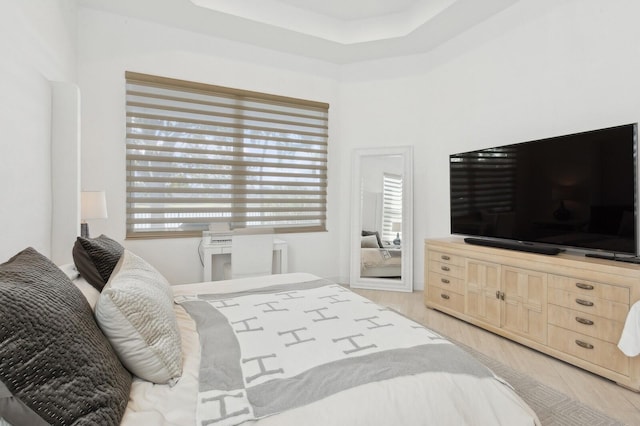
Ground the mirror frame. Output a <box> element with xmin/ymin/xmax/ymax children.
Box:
<box><xmin>349</xmin><ymin>146</ymin><xmax>413</xmax><ymax>292</ymax></box>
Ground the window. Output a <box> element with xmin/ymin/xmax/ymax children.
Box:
<box><xmin>449</xmin><ymin>146</ymin><xmax>517</xmax><ymax>218</ymax></box>
<box><xmin>125</xmin><ymin>72</ymin><xmax>329</xmax><ymax>239</ymax></box>
<box><xmin>381</xmin><ymin>173</ymin><xmax>402</xmax><ymax>243</ymax></box>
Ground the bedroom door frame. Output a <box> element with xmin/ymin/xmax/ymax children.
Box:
<box><xmin>349</xmin><ymin>146</ymin><xmax>413</xmax><ymax>292</ymax></box>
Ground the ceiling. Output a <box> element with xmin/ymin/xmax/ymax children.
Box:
<box><xmin>76</xmin><ymin>0</ymin><xmax>519</xmax><ymax>64</ymax></box>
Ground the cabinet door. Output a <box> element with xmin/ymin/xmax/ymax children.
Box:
<box><xmin>502</xmin><ymin>266</ymin><xmax>547</xmax><ymax>344</ymax></box>
<box><xmin>465</xmin><ymin>259</ymin><xmax>501</xmax><ymax>327</ymax></box>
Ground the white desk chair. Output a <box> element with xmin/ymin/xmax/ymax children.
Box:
<box><xmin>224</xmin><ymin>229</ymin><xmax>275</xmax><ymax>279</ymax></box>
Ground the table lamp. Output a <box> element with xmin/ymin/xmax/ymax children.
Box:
<box><xmin>81</xmin><ymin>190</ymin><xmax>108</xmax><ymax>238</ymax></box>
<box><xmin>392</xmin><ymin>222</ymin><xmax>401</xmax><ymax>246</ymax></box>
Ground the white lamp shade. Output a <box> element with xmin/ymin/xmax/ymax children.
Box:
<box><xmin>81</xmin><ymin>191</ymin><xmax>108</xmax><ymax>220</ymax></box>
<box><xmin>391</xmin><ymin>222</ymin><xmax>402</xmax><ymax>232</ymax></box>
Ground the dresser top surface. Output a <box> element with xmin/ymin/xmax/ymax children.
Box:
<box><xmin>426</xmin><ymin>237</ymin><xmax>640</xmax><ymax>283</ymax></box>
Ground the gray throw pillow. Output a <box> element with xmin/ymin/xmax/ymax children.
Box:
<box><xmin>361</xmin><ymin>230</ymin><xmax>383</xmax><ymax>248</ymax></box>
<box><xmin>361</xmin><ymin>234</ymin><xmax>380</xmax><ymax>248</ymax></box>
<box><xmin>0</xmin><ymin>247</ymin><xmax>131</xmax><ymax>425</ymax></box>
<box><xmin>73</xmin><ymin>234</ymin><xmax>124</xmax><ymax>291</ymax></box>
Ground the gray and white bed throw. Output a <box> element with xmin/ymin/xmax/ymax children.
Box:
<box><xmin>177</xmin><ymin>279</ymin><xmax>492</xmax><ymax>426</ymax></box>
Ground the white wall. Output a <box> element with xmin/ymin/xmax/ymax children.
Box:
<box><xmin>51</xmin><ymin>81</ymin><xmax>81</xmax><ymax>265</ymax></box>
<box><xmin>338</xmin><ymin>0</ymin><xmax>640</xmax><ymax>289</ymax></box>
<box><xmin>77</xmin><ymin>9</ymin><xmax>342</xmax><ymax>284</ymax></box>
<box><xmin>76</xmin><ymin>0</ymin><xmax>640</xmax><ymax>288</ymax></box>
<box><xmin>0</xmin><ymin>0</ymin><xmax>76</xmax><ymax>262</ymax></box>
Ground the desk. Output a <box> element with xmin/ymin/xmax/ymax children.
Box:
<box><xmin>202</xmin><ymin>239</ymin><xmax>288</xmax><ymax>281</ymax></box>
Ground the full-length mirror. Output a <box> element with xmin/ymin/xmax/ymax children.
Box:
<box><xmin>350</xmin><ymin>146</ymin><xmax>413</xmax><ymax>292</ymax></box>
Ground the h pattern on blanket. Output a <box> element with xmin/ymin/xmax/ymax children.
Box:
<box><xmin>177</xmin><ymin>279</ymin><xmax>494</xmax><ymax>426</ymax></box>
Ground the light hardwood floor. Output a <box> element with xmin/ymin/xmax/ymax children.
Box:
<box><xmin>351</xmin><ymin>288</ymin><xmax>640</xmax><ymax>425</ymax></box>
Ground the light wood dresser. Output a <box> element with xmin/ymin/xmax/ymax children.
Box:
<box><xmin>424</xmin><ymin>237</ymin><xmax>640</xmax><ymax>391</ymax></box>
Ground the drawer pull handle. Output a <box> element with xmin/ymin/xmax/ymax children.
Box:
<box><xmin>576</xmin><ymin>282</ymin><xmax>594</xmax><ymax>290</ymax></box>
<box><xmin>575</xmin><ymin>317</ymin><xmax>594</xmax><ymax>326</ymax></box>
<box><xmin>575</xmin><ymin>298</ymin><xmax>594</xmax><ymax>307</ymax></box>
<box><xmin>441</xmin><ymin>278</ymin><xmax>450</xmax><ymax>284</ymax></box>
<box><xmin>575</xmin><ymin>340</ymin><xmax>594</xmax><ymax>350</ymax></box>
<box><xmin>440</xmin><ymin>293</ymin><xmax>450</xmax><ymax>300</ymax></box>
<box><xmin>441</xmin><ymin>255</ymin><xmax>451</xmax><ymax>261</ymax></box>
<box><xmin>441</xmin><ymin>266</ymin><xmax>450</xmax><ymax>272</ymax></box>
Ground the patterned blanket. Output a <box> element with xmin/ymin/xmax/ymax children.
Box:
<box><xmin>177</xmin><ymin>279</ymin><xmax>492</xmax><ymax>426</ymax></box>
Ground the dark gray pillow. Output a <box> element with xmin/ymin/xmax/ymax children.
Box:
<box><xmin>73</xmin><ymin>234</ymin><xmax>124</xmax><ymax>291</ymax></box>
<box><xmin>0</xmin><ymin>247</ymin><xmax>131</xmax><ymax>426</ymax></box>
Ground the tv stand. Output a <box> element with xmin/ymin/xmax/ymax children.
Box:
<box><xmin>585</xmin><ymin>252</ymin><xmax>640</xmax><ymax>264</ymax></box>
<box><xmin>463</xmin><ymin>237</ymin><xmax>563</xmax><ymax>255</ymax></box>
<box><xmin>425</xmin><ymin>237</ymin><xmax>640</xmax><ymax>392</ymax></box>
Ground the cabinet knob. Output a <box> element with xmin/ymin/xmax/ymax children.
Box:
<box><xmin>575</xmin><ymin>298</ymin><xmax>594</xmax><ymax>307</ymax></box>
<box><xmin>440</xmin><ymin>293</ymin><xmax>450</xmax><ymax>300</ymax></box>
<box><xmin>575</xmin><ymin>317</ymin><xmax>594</xmax><ymax>326</ymax></box>
<box><xmin>575</xmin><ymin>340</ymin><xmax>594</xmax><ymax>350</ymax></box>
<box><xmin>441</xmin><ymin>278</ymin><xmax>450</xmax><ymax>284</ymax></box>
<box><xmin>575</xmin><ymin>282</ymin><xmax>594</xmax><ymax>290</ymax></box>
<box><xmin>441</xmin><ymin>255</ymin><xmax>451</xmax><ymax>261</ymax></box>
<box><xmin>440</xmin><ymin>265</ymin><xmax>450</xmax><ymax>272</ymax></box>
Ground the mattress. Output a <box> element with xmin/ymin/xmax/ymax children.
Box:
<box><xmin>121</xmin><ymin>273</ymin><xmax>539</xmax><ymax>426</ymax></box>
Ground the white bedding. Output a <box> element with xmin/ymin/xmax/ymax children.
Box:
<box><xmin>121</xmin><ymin>273</ymin><xmax>539</xmax><ymax>426</ymax></box>
<box><xmin>361</xmin><ymin>248</ymin><xmax>401</xmax><ymax>277</ymax></box>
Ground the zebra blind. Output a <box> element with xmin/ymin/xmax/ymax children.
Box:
<box><xmin>449</xmin><ymin>146</ymin><xmax>517</xmax><ymax>218</ymax></box>
<box><xmin>382</xmin><ymin>173</ymin><xmax>402</xmax><ymax>242</ymax></box>
<box><xmin>125</xmin><ymin>72</ymin><xmax>329</xmax><ymax>239</ymax></box>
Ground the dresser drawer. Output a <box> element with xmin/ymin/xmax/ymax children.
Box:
<box><xmin>547</xmin><ymin>288</ymin><xmax>628</xmax><ymax>323</ymax></box>
<box><xmin>428</xmin><ymin>250</ymin><xmax>465</xmax><ymax>267</ymax></box>
<box><xmin>428</xmin><ymin>260</ymin><xmax>464</xmax><ymax>280</ymax></box>
<box><xmin>428</xmin><ymin>271</ymin><xmax>465</xmax><ymax>294</ymax></box>
<box><xmin>548</xmin><ymin>324</ymin><xmax>629</xmax><ymax>376</ymax></box>
<box><xmin>548</xmin><ymin>274</ymin><xmax>629</xmax><ymax>304</ymax></box>
<box><xmin>426</xmin><ymin>286</ymin><xmax>464</xmax><ymax>312</ymax></box>
<box><xmin>548</xmin><ymin>304</ymin><xmax>625</xmax><ymax>344</ymax></box>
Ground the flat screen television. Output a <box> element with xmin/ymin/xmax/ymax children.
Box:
<box><xmin>450</xmin><ymin>123</ymin><xmax>638</xmax><ymax>258</ymax></box>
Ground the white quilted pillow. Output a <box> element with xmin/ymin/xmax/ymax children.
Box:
<box><xmin>95</xmin><ymin>250</ymin><xmax>182</xmax><ymax>385</ymax></box>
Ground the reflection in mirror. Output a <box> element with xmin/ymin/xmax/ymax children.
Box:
<box><xmin>360</xmin><ymin>157</ymin><xmax>403</xmax><ymax>279</ymax></box>
<box><xmin>350</xmin><ymin>147</ymin><xmax>413</xmax><ymax>292</ymax></box>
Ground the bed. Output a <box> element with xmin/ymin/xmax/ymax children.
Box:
<box><xmin>0</xmin><ymin>236</ymin><xmax>540</xmax><ymax>426</ymax></box>
<box><xmin>360</xmin><ymin>231</ymin><xmax>402</xmax><ymax>278</ymax></box>
<box><xmin>360</xmin><ymin>247</ymin><xmax>402</xmax><ymax>277</ymax></box>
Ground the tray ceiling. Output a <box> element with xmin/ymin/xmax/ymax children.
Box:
<box><xmin>77</xmin><ymin>0</ymin><xmax>519</xmax><ymax>63</ymax></box>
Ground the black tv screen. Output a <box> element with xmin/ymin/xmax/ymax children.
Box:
<box><xmin>450</xmin><ymin>123</ymin><xmax>638</xmax><ymax>256</ymax></box>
